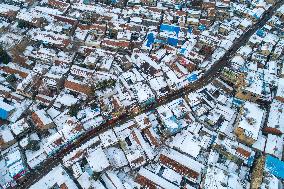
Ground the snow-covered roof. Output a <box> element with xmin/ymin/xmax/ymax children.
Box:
<box><xmin>99</xmin><ymin>129</ymin><xmax>118</xmax><ymax>148</ymax></box>
<box><xmin>161</xmin><ymin>148</ymin><xmax>204</xmax><ymax>174</ymax></box>
<box><xmin>86</xmin><ymin>147</ymin><xmax>110</xmax><ymax>172</ymax></box>
<box><xmin>56</xmin><ymin>94</ymin><xmax>78</xmax><ymax>107</ymax></box>
<box><xmin>276</xmin><ymin>78</ymin><xmax>284</xmax><ymax>99</ymax></box>
<box><xmin>203</xmin><ymin>166</ymin><xmax>245</xmax><ymax>189</ymax></box>
<box><xmin>9</xmin><ymin>118</ymin><xmax>30</xmax><ymax>135</ymax></box>
<box><xmin>168</xmin><ymin>130</ymin><xmax>201</xmax><ymax>158</ymax></box>
<box><xmin>34</xmin><ymin>110</ymin><xmax>53</xmax><ymax>125</ymax></box>
<box><xmin>29</xmin><ymin>165</ymin><xmax>78</xmax><ymax>189</ymax></box>
<box><xmin>0</xmin><ymin>4</ymin><xmax>20</xmax><ymax>14</ymax></box>
<box><xmin>266</xmin><ymin>100</ymin><xmax>284</xmax><ymax>133</ymax></box>
<box><xmin>137</xmin><ymin>168</ymin><xmax>180</xmax><ymax>189</ymax></box>
<box><xmin>237</xmin><ymin>102</ymin><xmax>265</xmax><ymax>140</ymax></box>
<box><xmin>0</xmin><ymin>127</ymin><xmax>14</xmax><ymax>144</ymax></box>
<box><xmin>265</xmin><ymin>134</ymin><xmax>283</xmax><ymax>159</ymax></box>
<box><xmin>0</xmin><ymin>101</ymin><xmax>14</xmax><ymax>112</ymax></box>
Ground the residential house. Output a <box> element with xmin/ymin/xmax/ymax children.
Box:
<box><xmin>159</xmin><ymin>148</ymin><xmax>204</xmax><ymax>183</ymax></box>
<box><xmin>0</xmin><ymin>4</ymin><xmax>20</xmax><ymax>19</ymax></box>
<box><xmin>31</xmin><ymin>109</ymin><xmax>56</xmax><ymax>131</ymax></box>
<box><xmin>0</xmin><ymin>100</ymin><xmax>15</xmax><ymax>120</ymax></box>
<box><xmin>64</xmin><ymin>65</ymin><xmax>94</xmax><ymax>95</ymax></box>
<box><xmin>275</xmin><ymin>78</ymin><xmax>284</xmax><ymax>103</ymax></box>
<box><xmin>234</xmin><ymin>101</ymin><xmax>265</xmax><ymax>146</ymax></box>
<box><xmin>262</xmin><ymin>100</ymin><xmax>284</xmax><ymax>135</ymax></box>
<box><xmin>0</xmin><ymin>127</ymin><xmax>16</xmax><ymax>150</ymax></box>
<box><xmin>136</xmin><ymin>167</ymin><xmax>180</xmax><ymax>189</ymax></box>
<box><xmin>86</xmin><ymin>147</ymin><xmax>110</xmax><ymax>173</ymax></box>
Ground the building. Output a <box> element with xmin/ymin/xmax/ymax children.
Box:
<box><xmin>275</xmin><ymin>78</ymin><xmax>284</xmax><ymax>103</ymax></box>
<box><xmin>0</xmin><ymin>127</ymin><xmax>16</xmax><ymax>150</ymax></box>
<box><xmin>202</xmin><ymin>166</ymin><xmax>248</xmax><ymax>189</ymax></box>
<box><xmin>235</xmin><ymin>71</ymin><xmax>271</xmax><ymax>102</ymax></box>
<box><xmin>31</xmin><ymin>110</ymin><xmax>56</xmax><ymax>131</ymax></box>
<box><xmin>159</xmin><ymin>148</ymin><xmax>204</xmax><ymax>183</ymax></box>
<box><xmin>86</xmin><ymin>147</ymin><xmax>110</xmax><ymax>173</ymax></box>
<box><xmin>262</xmin><ymin>100</ymin><xmax>284</xmax><ymax>135</ymax></box>
<box><xmin>9</xmin><ymin>118</ymin><xmax>30</xmax><ymax>137</ymax></box>
<box><xmin>64</xmin><ymin>65</ymin><xmax>94</xmax><ymax>95</ymax></box>
<box><xmin>136</xmin><ymin>167</ymin><xmax>180</xmax><ymax>189</ymax></box>
<box><xmin>29</xmin><ymin>165</ymin><xmax>78</xmax><ymax>189</ymax></box>
<box><xmin>234</xmin><ymin>102</ymin><xmax>265</xmax><ymax>146</ymax></box>
<box><xmin>0</xmin><ymin>4</ymin><xmax>20</xmax><ymax>19</ymax></box>
<box><xmin>4</xmin><ymin>148</ymin><xmax>29</xmax><ymax>180</ymax></box>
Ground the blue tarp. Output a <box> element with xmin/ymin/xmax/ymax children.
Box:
<box><xmin>187</xmin><ymin>73</ymin><xmax>198</xmax><ymax>82</ymax></box>
<box><xmin>165</xmin><ymin>115</ymin><xmax>183</xmax><ymax>134</ymax></box>
<box><xmin>239</xmin><ymin>66</ymin><xmax>248</xmax><ymax>72</ymax></box>
<box><xmin>265</xmin><ymin>155</ymin><xmax>284</xmax><ymax>179</ymax></box>
<box><xmin>180</xmin><ymin>48</ymin><xmax>186</xmax><ymax>54</ymax></box>
<box><xmin>232</xmin><ymin>98</ymin><xmax>245</xmax><ymax>107</ymax></box>
<box><xmin>253</xmin><ymin>13</ymin><xmax>260</xmax><ymax>19</ymax></box>
<box><xmin>247</xmin><ymin>155</ymin><xmax>255</xmax><ymax>167</ymax></box>
<box><xmin>256</xmin><ymin>29</ymin><xmax>265</xmax><ymax>37</ymax></box>
<box><xmin>146</xmin><ymin>33</ymin><xmax>155</xmax><ymax>48</ymax></box>
<box><xmin>160</xmin><ymin>24</ymin><xmax>180</xmax><ymax>36</ymax></box>
<box><xmin>144</xmin><ymin>97</ymin><xmax>156</xmax><ymax>106</ymax></box>
<box><xmin>198</xmin><ymin>25</ymin><xmax>206</xmax><ymax>31</ymax></box>
<box><xmin>188</xmin><ymin>26</ymin><xmax>193</xmax><ymax>34</ymax></box>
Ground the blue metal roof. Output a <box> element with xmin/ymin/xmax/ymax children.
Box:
<box><xmin>160</xmin><ymin>24</ymin><xmax>180</xmax><ymax>36</ymax></box>
<box><xmin>167</xmin><ymin>37</ymin><xmax>178</xmax><ymax>46</ymax></box>
<box><xmin>146</xmin><ymin>33</ymin><xmax>155</xmax><ymax>48</ymax></box>
<box><xmin>265</xmin><ymin>155</ymin><xmax>284</xmax><ymax>179</ymax></box>
<box><xmin>187</xmin><ymin>73</ymin><xmax>198</xmax><ymax>82</ymax></box>
<box><xmin>180</xmin><ymin>48</ymin><xmax>186</xmax><ymax>54</ymax></box>
<box><xmin>0</xmin><ymin>108</ymin><xmax>9</xmax><ymax>120</ymax></box>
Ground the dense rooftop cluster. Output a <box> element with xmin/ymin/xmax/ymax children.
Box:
<box><xmin>0</xmin><ymin>0</ymin><xmax>284</xmax><ymax>189</ymax></box>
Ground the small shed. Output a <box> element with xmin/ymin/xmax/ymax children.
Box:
<box><xmin>0</xmin><ymin>101</ymin><xmax>14</xmax><ymax>120</ymax></box>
